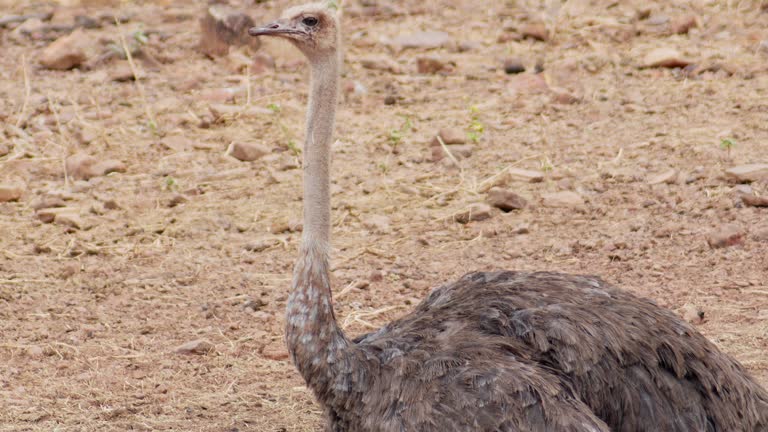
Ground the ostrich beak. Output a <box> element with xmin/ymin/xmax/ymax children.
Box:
<box><xmin>248</xmin><ymin>20</ymin><xmax>303</xmax><ymax>38</ymax></box>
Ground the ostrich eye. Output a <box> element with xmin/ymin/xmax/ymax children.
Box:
<box><xmin>302</xmin><ymin>16</ymin><xmax>319</xmax><ymax>27</ymax></box>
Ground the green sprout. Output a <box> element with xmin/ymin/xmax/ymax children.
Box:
<box><xmin>286</xmin><ymin>139</ymin><xmax>301</xmax><ymax>157</ymax></box>
<box><xmin>267</xmin><ymin>103</ymin><xmax>281</xmax><ymax>113</ymax></box>
<box><xmin>163</xmin><ymin>176</ymin><xmax>178</xmax><ymax>191</ymax></box>
<box><xmin>388</xmin><ymin>116</ymin><xmax>412</xmax><ymax>149</ymax></box>
<box><xmin>467</xmin><ymin>104</ymin><xmax>485</xmax><ymax>143</ymax></box>
<box><xmin>719</xmin><ymin>138</ymin><xmax>735</xmax><ymax>159</ymax></box>
<box><xmin>133</xmin><ymin>29</ymin><xmax>149</xmax><ymax>45</ymax></box>
<box><xmin>540</xmin><ymin>157</ymin><xmax>554</xmax><ymax>172</ymax></box>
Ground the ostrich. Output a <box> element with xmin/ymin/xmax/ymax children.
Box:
<box><xmin>248</xmin><ymin>3</ymin><xmax>768</xmax><ymax>431</ymax></box>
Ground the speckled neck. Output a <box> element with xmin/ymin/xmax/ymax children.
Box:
<box><xmin>286</xmin><ymin>47</ymin><xmax>353</xmax><ymax>401</ymax></box>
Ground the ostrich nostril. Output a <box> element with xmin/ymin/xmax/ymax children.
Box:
<box><xmin>269</xmin><ymin>23</ymin><xmax>280</xmax><ymax>29</ymax></box>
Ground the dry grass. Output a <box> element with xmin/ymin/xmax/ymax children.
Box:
<box><xmin>1</xmin><ymin>0</ymin><xmax>767</xmax><ymax>430</ymax></box>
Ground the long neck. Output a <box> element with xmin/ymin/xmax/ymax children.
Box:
<box><xmin>286</xmin><ymin>49</ymin><xmax>354</xmax><ymax>402</ymax></box>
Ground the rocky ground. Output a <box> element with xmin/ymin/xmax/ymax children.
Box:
<box><xmin>1</xmin><ymin>0</ymin><xmax>767</xmax><ymax>430</ymax></box>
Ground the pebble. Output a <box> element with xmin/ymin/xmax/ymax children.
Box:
<box><xmin>198</xmin><ymin>6</ymin><xmax>260</xmax><ymax>57</ymax></box>
<box><xmin>508</xmin><ymin>73</ymin><xmax>549</xmax><ymax>95</ymax></box>
<box><xmin>432</xmin><ymin>128</ymin><xmax>466</xmax><ymax>146</ymax></box>
<box><xmin>647</xmin><ymin>169</ymin><xmax>678</xmax><ymax>185</ymax></box>
<box><xmin>174</xmin><ymin>339</ymin><xmax>215</xmax><ymax>355</ymax></box>
<box><xmin>486</xmin><ymin>187</ymin><xmax>527</xmax><ymax>211</ymax></box>
<box><xmin>453</xmin><ymin>203</ymin><xmax>492</xmax><ymax>224</ymax></box>
<box><xmin>541</xmin><ymin>191</ymin><xmax>584</xmax><ymax>208</ymax></box>
<box><xmin>521</xmin><ymin>23</ymin><xmax>549</xmax><ymax>41</ymax></box>
<box><xmin>262</xmin><ymin>342</ymin><xmax>289</xmax><ymax>361</ymax></box>
<box><xmin>390</xmin><ymin>31</ymin><xmax>452</xmax><ymax>50</ymax></box>
<box><xmin>754</xmin><ymin>228</ymin><xmax>768</xmax><ymax>243</ymax></box>
<box><xmin>724</xmin><ymin>164</ymin><xmax>768</xmax><ymax>183</ymax></box>
<box><xmin>0</xmin><ymin>184</ymin><xmax>25</xmax><ymax>202</ymax></box>
<box><xmin>66</xmin><ymin>153</ymin><xmax>126</xmax><ymax>180</ymax></box>
<box><xmin>416</xmin><ymin>56</ymin><xmax>451</xmax><ymax>74</ymax></box>
<box><xmin>503</xmin><ymin>58</ymin><xmax>525</xmax><ymax>74</ymax></box>
<box><xmin>679</xmin><ymin>303</ymin><xmax>704</xmax><ymax>324</ymax></box>
<box><xmin>245</xmin><ymin>239</ymin><xmax>277</xmax><ymax>252</ymax></box>
<box><xmin>36</xmin><ymin>207</ymin><xmax>80</xmax><ymax>226</ymax></box>
<box><xmin>670</xmin><ymin>15</ymin><xmax>698</xmax><ymax>34</ymax></box>
<box><xmin>363</xmin><ymin>214</ymin><xmax>391</xmax><ymax>234</ymax></box>
<box><xmin>741</xmin><ymin>194</ymin><xmax>768</xmax><ymax>207</ymax></box>
<box><xmin>39</xmin><ymin>28</ymin><xmax>89</xmax><ymax>70</ymax></box>
<box><xmin>30</xmin><ymin>195</ymin><xmax>66</xmax><ymax>210</ymax></box>
<box><xmin>359</xmin><ymin>56</ymin><xmax>403</xmax><ymax>74</ymax></box>
<box><xmin>227</xmin><ymin>142</ymin><xmax>269</xmax><ymax>161</ymax></box>
<box><xmin>159</xmin><ymin>135</ymin><xmax>194</xmax><ymax>152</ymax></box>
<box><xmin>507</xmin><ymin>168</ymin><xmax>545</xmax><ymax>183</ymax></box>
<box><xmin>109</xmin><ymin>61</ymin><xmax>142</xmax><ymax>82</ymax></box>
<box><xmin>642</xmin><ymin>48</ymin><xmax>691</xmax><ymax>68</ymax></box>
<box><xmin>0</xmin><ymin>142</ymin><xmax>10</xmax><ymax>157</ymax></box>
<box><xmin>706</xmin><ymin>224</ymin><xmax>744</xmax><ymax>249</ymax></box>
<box><xmin>432</xmin><ymin>144</ymin><xmax>472</xmax><ymax>162</ymax></box>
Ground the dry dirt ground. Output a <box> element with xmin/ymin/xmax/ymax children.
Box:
<box><xmin>1</xmin><ymin>0</ymin><xmax>768</xmax><ymax>430</ymax></box>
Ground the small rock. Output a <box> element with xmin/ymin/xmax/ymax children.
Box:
<box><xmin>646</xmin><ymin>14</ymin><xmax>670</xmax><ymax>25</ymax></box>
<box><xmin>175</xmin><ymin>339</ymin><xmax>215</xmax><ymax>355</ymax></box>
<box><xmin>0</xmin><ymin>184</ymin><xmax>25</xmax><ymax>202</ymax></box>
<box><xmin>227</xmin><ymin>142</ymin><xmax>269</xmax><ymax>161</ymax></box>
<box><xmin>262</xmin><ymin>342</ymin><xmax>289</xmax><ymax>361</ymax></box>
<box><xmin>725</xmin><ymin>164</ymin><xmax>768</xmax><ymax>183</ymax></box>
<box><xmin>416</xmin><ymin>56</ymin><xmax>451</xmax><ymax>74</ymax></box>
<box><xmin>30</xmin><ymin>195</ymin><xmax>66</xmax><ymax>210</ymax></box>
<box><xmin>198</xmin><ymin>6</ymin><xmax>260</xmax><ymax>57</ymax></box>
<box><xmin>732</xmin><ymin>184</ymin><xmax>753</xmax><ymax>195</ymax></box>
<box><xmin>759</xmin><ymin>40</ymin><xmax>768</xmax><ymax>55</ymax></box>
<box><xmin>486</xmin><ymin>187</ymin><xmax>527</xmax><ymax>211</ymax></box>
<box><xmin>642</xmin><ymin>48</ymin><xmax>691</xmax><ymax>68</ymax></box>
<box><xmin>541</xmin><ymin>191</ymin><xmax>584</xmax><ymax>208</ymax></box>
<box><xmin>754</xmin><ymin>228</ymin><xmax>768</xmax><ymax>242</ymax></box>
<box><xmin>432</xmin><ymin>128</ymin><xmax>466</xmax><ymax>146</ymax></box>
<box><xmin>54</xmin><ymin>212</ymin><xmax>84</xmax><ymax>229</ymax></box>
<box><xmin>36</xmin><ymin>207</ymin><xmax>83</xmax><ymax>229</ymax></box>
<box><xmin>521</xmin><ymin>23</ymin><xmax>548</xmax><ymax>41</ymax></box>
<box><xmin>242</xmin><ymin>298</ymin><xmax>266</xmax><ymax>312</ymax></box>
<box><xmin>159</xmin><ymin>135</ymin><xmax>193</xmax><ymax>152</ymax></box>
<box><xmin>66</xmin><ymin>153</ymin><xmax>126</xmax><ymax>180</ymax></box>
<box><xmin>431</xmin><ymin>144</ymin><xmax>472</xmax><ymax>162</ymax></box>
<box><xmin>503</xmin><ymin>58</ymin><xmax>525</xmax><ymax>74</ymax></box>
<box><xmin>453</xmin><ymin>203</ymin><xmax>492</xmax><ymax>224</ymax></box>
<box><xmin>670</xmin><ymin>15</ymin><xmax>697</xmax><ymax>34</ymax></box>
<box><xmin>0</xmin><ymin>142</ymin><xmax>10</xmax><ymax>157</ymax></box>
<box><xmin>508</xmin><ymin>168</ymin><xmax>545</xmax><ymax>183</ymax></box>
<box><xmin>390</xmin><ymin>31</ymin><xmax>452</xmax><ymax>50</ymax></box>
<box><xmin>741</xmin><ymin>194</ymin><xmax>768</xmax><ymax>207</ymax></box>
<box><xmin>109</xmin><ymin>61</ymin><xmax>142</xmax><ymax>82</ymax></box>
<box><xmin>245</xmin><ymin>239</ymin><xmax>277</xmax><ymax>252</ymax></box>
<box><xmin>39</xmin><ymin>28</ymin><xmax>89</xmax><ymax>70</ymax></box>
<box><xmin>363</xmin><ymin>214</ymin><xmax>391</xmax><ymax>233</ymax></box>
<box><xmin>25</xmin><ymin>345</ymin><xmax>45</xmax><ymax>358</ymax></box>
<box><xmin>508</xmin><ymin>73</ymin><xmax>549</xmax><ymax>95</ymax></box>
<box><xmin>707</xmin><ymin>224</ymin><xmax>744</xmax><ymax>249</ymax></box>
<box><xmin>550</xmin><ymin>90</ymin><xmax>579</xmax><ymax>105</ymax></box>
<box><xmin>647</xmin><ymin>169</ymin><xmax>678</xmax><ymax>185</ymax></box>
<box><xmin>360</xmin><ymin>56</ymin><xmax>403</xmax><ymax>74</ymax></box>
<box><xmin>679</xmin><ymin>303</ymin><xmax>704</xmax><ymax>324</ymax></box>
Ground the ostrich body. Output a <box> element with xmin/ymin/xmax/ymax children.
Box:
<box><xmin>249</xmin><ymin>4</ymin><xmax>768</xmax><ymax>431</ymax></box>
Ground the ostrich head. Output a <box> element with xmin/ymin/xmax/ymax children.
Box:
<box><xmin>248</xmin><ymin>2</ymin><xmax>340</xmax><ymax>58</ymax></box>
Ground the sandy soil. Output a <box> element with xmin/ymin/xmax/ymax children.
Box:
<box><xmin>1</xmin><ymin>0</ymin><xmax>767</xmax><ymax>430</ymax></box>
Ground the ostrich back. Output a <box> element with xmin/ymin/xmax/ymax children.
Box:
<box><xmin>322</xmin><ymin>271</ymin><xmax>768</xmax><ymax>432</ymax></box>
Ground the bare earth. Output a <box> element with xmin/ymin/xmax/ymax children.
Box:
<box><xmin>1</xmin><ymin>0</ymin><xmax>767</xmax><ymax>430</ymax></box>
